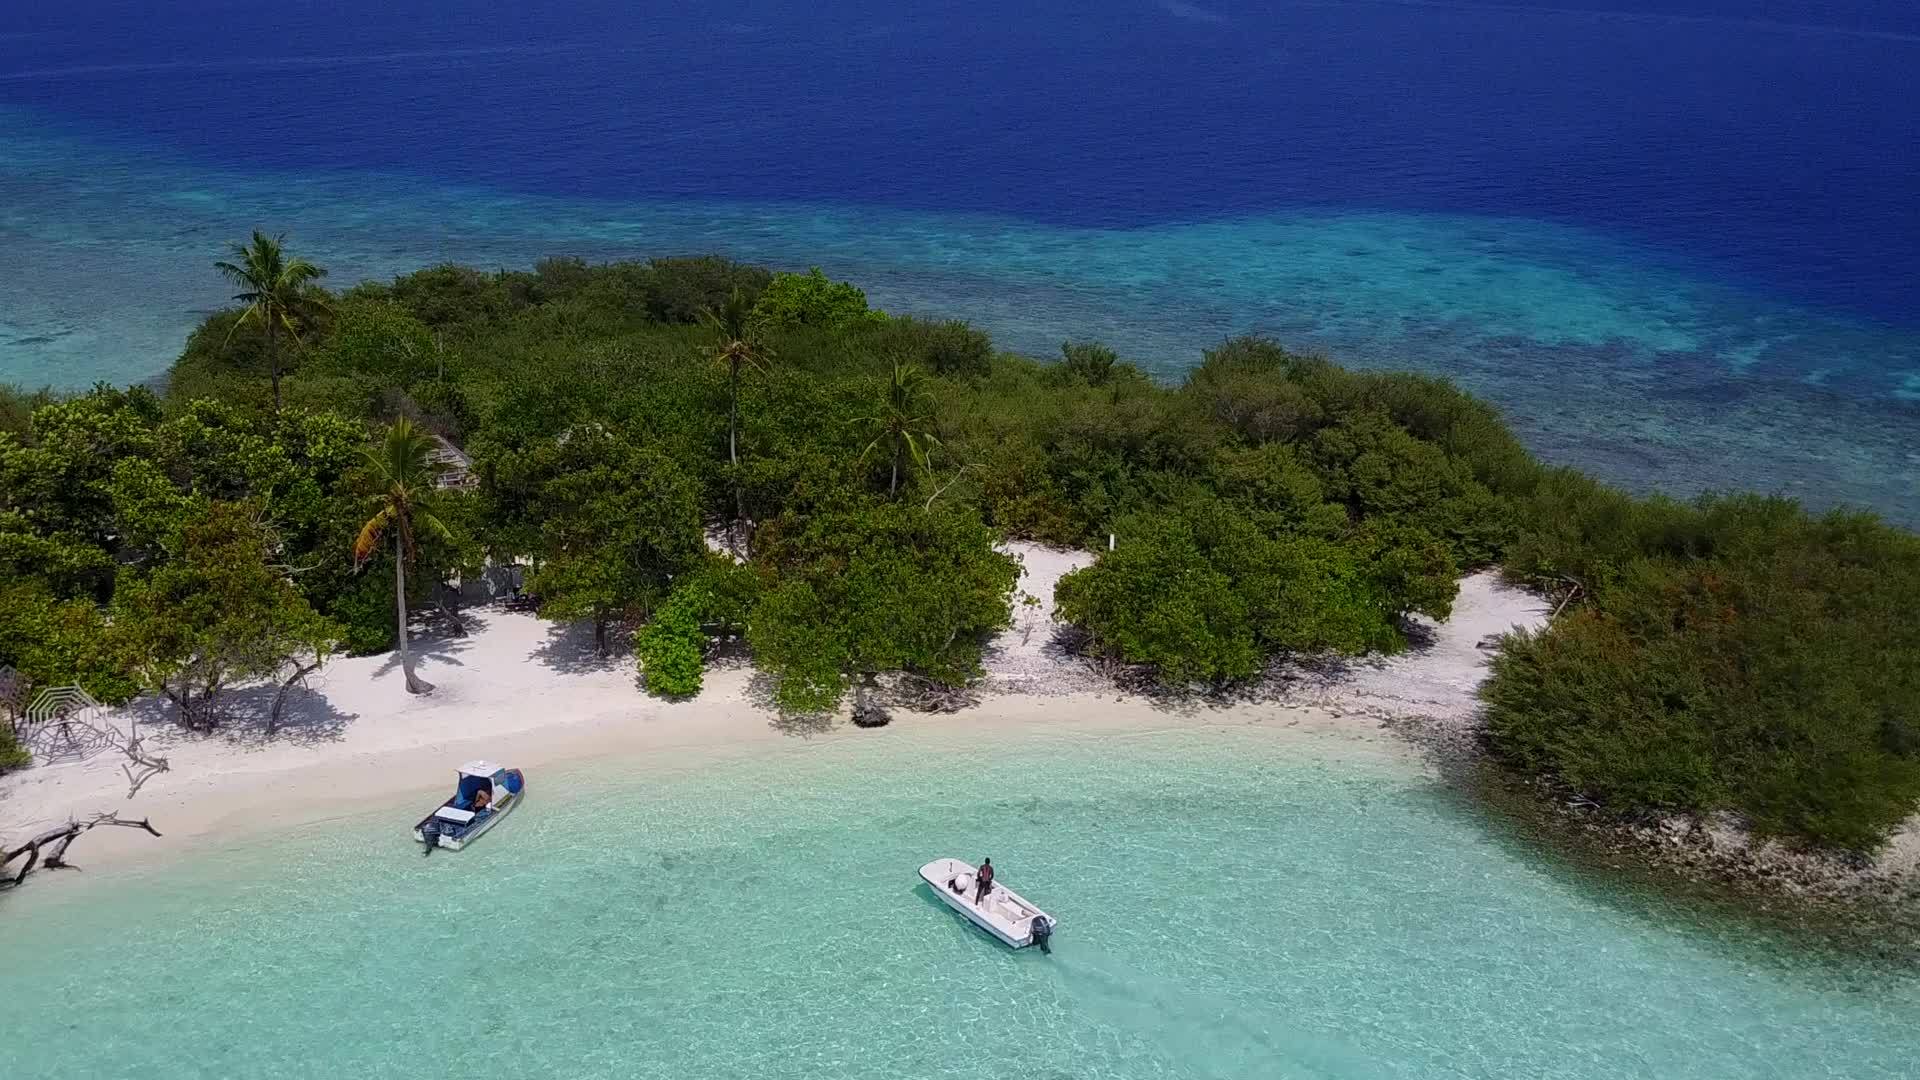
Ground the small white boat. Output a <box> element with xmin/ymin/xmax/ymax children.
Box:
<box><xmin>413</xmin><ymin>760</ymin><xmax>525</xmax><ymax>853</ymax></box>
<box><xmin>919</xmin><ymin>858</ymin><xmax>1056</xmax><ymax>951</ymax></box>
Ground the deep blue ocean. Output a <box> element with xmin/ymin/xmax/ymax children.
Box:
<box><xmin>1</xmin><ymin>0</ymin><xmax>1916</xmax><ymax>517</ymax></box>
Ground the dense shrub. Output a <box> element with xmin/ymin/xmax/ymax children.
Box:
<box><xmin>521</xmin><ymin>428</ymin><xmax>705</xmax><ymax>650</ymax></box>
<box><xmin>749</xmin><ymin>502</ymin><xmax>1018</xmax><ymax>713</ymax></box>
<box><xmin>640</xmin><ymin>256</ymin><xmax>772</xmax><ymax>324</ymax></box>
<box><xmin>1484</xmin><ymin>499</ymin><xmax>1920</xmax><ymax>850</ymax></box>
<box><xmin>328</xmin><ymin>567</ymin><xmax>399</xmax><ymax>655</ymax></box>
<box><xmin>751</xmin><ymin>267</ymin><xmax>878</xmax><ymax>331</ymax></box>
<box><xmin>1056</xmin><ymin>499</ymin><xmax>1456</xmax><ymax>685</ymax></box>
<box><xmin>0</xmin><ymin>383</ymin><xmax>60</xmax><ymax>438</ymax></box>
<box><xmin>634</xmin><ymin>558</ymin><xmax>762</xmax><ymax>698</ymax></box>
<box><xmin>1052</xmin><ymin>515</ymin><xmax>1259</xmax><ymax>684</ymax></box>
<box><xmin>0</xmin><ymin>581</ymin><xmax>140</xmax><ymax>706</ymax></box>
<box><xmin>635</xmin><ymin>588</ymin><xmax>707</xmax><ymax>698</ymax></box>
<box><xmin>1060</xmin><ymin>340</ymin><xmax>1118</xmax><ymax>385</ymax></box>
<box><xmin>919</xmin><ymin>320</ymin><xmax>993</xmax><ymax>378</ymax></box>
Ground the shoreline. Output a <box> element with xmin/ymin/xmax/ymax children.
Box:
<box><xmin>0</xmin><ymin>541</ymin><xmax>1441</xmax><ymax>877</ymax></box>
<box><xmin>0</xmin><ymin>670</ymin><xmax>1412</xmax><ymax>880</ymax></box>
<box><xmin>6</xmin><ymin>563</ymin><xmax>1915</xmax><ymax>917</ymax></box>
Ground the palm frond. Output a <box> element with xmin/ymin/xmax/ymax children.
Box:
<box><xmin>413</xmin><ymin>509</ymin><xmax>456</xmax><ymax>548</ymax></box>
<box><xmin>353</xmin><ymin>505</ymin><xmax>396</xmax><ymax>565</ymax></box>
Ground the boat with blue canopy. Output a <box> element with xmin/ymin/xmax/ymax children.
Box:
<box><xmin>413</xmin><ymin>760</ymin><xmax>524</xmax><ymax>853</ymax></box>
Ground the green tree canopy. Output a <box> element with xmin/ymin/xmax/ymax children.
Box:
<box><xmin>1056</xmin><ymin>499</ymin><xmax>1457</xmax><ymax>686</ymax></box>
<box><xmin>750</xmin><ymin>267</ymin><xmax>879</xmax><ymax>331</ymax></box>
<box><xmin>520</xmin><ymin>426</ymin><xmax>704</xmax><ymax>652</ymax></box>
<box><xmin>114</xmin><ymin>502</ymin><xmax>341</xmax><ymax>731</ymax></box>
<box><xmin>749</xmin><ymin>502</ymin><xmax>1017</xmax><ymax>713</ymax></box>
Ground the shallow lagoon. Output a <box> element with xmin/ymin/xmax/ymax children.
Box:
<box><xmin>4</xmin><ymin>728</ymin><xmax>1913</xmax><ymax>1079</ymax></box>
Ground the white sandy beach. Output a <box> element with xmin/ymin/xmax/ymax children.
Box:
<box><xmin>0</xmin><ymin>554</ymin><xmax>1580</xmax><ymax>874</ymax></box>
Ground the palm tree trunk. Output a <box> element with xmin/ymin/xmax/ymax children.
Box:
<box><xmin>267</xmin><ymin>311</ymin><xmax>281</xmax><ymax>414</ymax></box>
<box><xmin>729</xmin><ymin>359</ymin><xmax>744</xmax><ymax>548</ymax></box>
<box><xmin>890</xmin><ymin>439</ymin><xmax>901</xmax><ymax>498</ymax></box>
<box><xmin>396</xmin><ymin>535</ymin><xmax>432</xmax><ymax>695</ymax></box>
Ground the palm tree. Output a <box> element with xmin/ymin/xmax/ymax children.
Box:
<box><xmin>214</xmin><ymin>231</ymin><xmax>327</xmax><ymax>413</ymax></box>
<box><xmin>858</xmin><ymin>363</ymin><xmax>942</xmax><ymax>498</ymax></box>
<box><xmin>353</xmin><ymin>419</ymin><xmax>451</xmax><ymax>695</ymax></box>
<box><xmin>699</xmin><ymin>287</ymin><xmax>770</xmax><ymax>539</ymax></box>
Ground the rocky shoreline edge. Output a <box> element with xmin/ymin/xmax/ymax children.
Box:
<box><xmin>1377</xmin><ymin>711</ymin><xmax>1920</xmax><ymax>967</ymax></box>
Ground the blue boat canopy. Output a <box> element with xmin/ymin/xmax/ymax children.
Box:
<box><xmin>451</xmin><ymin>761</ymin><xmax>522</xmax><ymax>808</ymax></box>
<box><xmin>456</xmin><ymin>772</ymin><xmax>493</xmax><ymax>807</ymax></box>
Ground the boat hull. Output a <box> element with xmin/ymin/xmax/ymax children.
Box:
<box><xmin>919</xmin><ymin>858</ymin><xmax>1053</xmax><ymax>949</ymax></box>
<box><xmin>413</xmin><ymin>790</ymin><xmax>518</xmax><ymax>850</ymax></box>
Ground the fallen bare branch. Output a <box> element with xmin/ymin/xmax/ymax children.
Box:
<box><xmin>2</xmin><ymin>813</ymin><xmax>163</xmax><ymax>888</ymax></box>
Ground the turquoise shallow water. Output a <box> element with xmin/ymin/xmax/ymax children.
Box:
<box><xmin>2</xmin><ymin>107</ymin><xmax>1917</xmax><ymax>523</ymax></box>
<box><xmin>3</xmin><ymin>726</ymin><xmax>1914</xmax><ymax>1079</ymax></box>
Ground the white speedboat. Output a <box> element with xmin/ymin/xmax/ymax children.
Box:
<box><xmin>919</xmin><ymin>858</ymin><xmax>1056</xmax><ymax>951</ymax></box>
<box><xmin>413</xmin><ymin>760</ymin><xmax>525</xmax><ymax>853</ymax></box>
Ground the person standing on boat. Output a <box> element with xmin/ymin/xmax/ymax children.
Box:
<box><xmin>974</xmin><ymin>858</ymin><xmax>995</xmax><ymax>903</ymax></box>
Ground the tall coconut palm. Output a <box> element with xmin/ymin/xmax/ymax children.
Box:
<box><xmin>858</xmin><ymin>363</ymin><xmax>942</xmax><ymax>498</ymax></box>
<box><xmin>699</xmin><ymin>287</ymin><xmax>770</xmax><ymax>539</ymax></box>
<box><xmin>214</xmin><ymin>231</ymin><xmax>327</xmax><ymax>413</ymax></box>
<box><xmin>353</xmin><ymin>419</ymin><xmax>451</xmax><ymax>695</ymax></box>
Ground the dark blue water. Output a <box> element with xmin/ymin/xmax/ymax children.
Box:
<box><xmin>1</xmin><ymin>0</ymin><xmax>1916</xmax><ymax>516</ymax></box>
<box><xmin>5</xmin><ymin>0</ymin><xmax>1917</xmax><ymax>322</ymax></box>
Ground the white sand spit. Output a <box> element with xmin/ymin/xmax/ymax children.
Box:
<box><xmin>1274</xmin><ymin>572</ymin><xmax>1550</xmax><ymax>726</ymax></box>
<box><xmin>981</xmin><ymin>542</ymin><xmax>1096</xmax><ymax>693</ymax></box>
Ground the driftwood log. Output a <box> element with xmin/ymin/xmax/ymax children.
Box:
<box><xmin>1</xmin><ymin>813</ymin><xmax>162</xmax><ymax>887</ymax></box>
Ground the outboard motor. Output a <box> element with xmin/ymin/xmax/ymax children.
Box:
<box><xmin>420</xmin><ymin>820</ymin><xmax>440</xmax><ymax>857</ymax></box>
<box><xmin>1029</xmin><ymin>915</ymin><xmax>1053</xmax><ymax>954</ymax></box>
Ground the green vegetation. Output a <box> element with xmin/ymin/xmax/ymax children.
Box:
<box><xmin>353</xmin><ymin>419</ymin><xmax>458</xmax><ymax>695</ymax></box>
<box><xmin>0</xmin><ymin>385</ymin><xmax>375</xmax><ymax>734</ymax></box>
<box><xmin>634</xmin><ymin>587</ymin><xmax>709</xmax><ymax>699</ymax></box>
<box><xmin>858</xmin><ymin>364</ymin><xmax>943</xmax><ymax>498</ymax></box>
<box><xmin>699</xmin><ymin>286</ymin><xmax>770</xmax><ymax>532</ymax></box>
<box><xmin>750</xmin><ymin>267</ymin><xmax>880</xmax><ymax>331</ymax></box>
<box><xmin>518</xmin><ymin>424</ymin><xmax>703</xmax><ymax>653</ymax></box>
<box><xmin>116</xmin><ymin>501</ymin><xmax>342</xmax><ymax>731</ymax></box>
<box><xmin>1484</xmin><ymin>491</ymin><xmax>1920</xmax><ymax>851</ymax></box>
<box><xmin>1</xmin><ymin>244</ymin><xmax>1914</xmax><ymax>857</ymax></box>
<box><xmin>749</xmin><ymin>503</ymin><xmax>1017</xmax><ymax>713</ymax></box>
<box><xmin>214</xmin><ymin>231</ymin><xmax>328</xmax><ymax>413</ymax></box>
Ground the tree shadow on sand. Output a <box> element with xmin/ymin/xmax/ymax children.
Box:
<box><xmin>747</xmin><ymin>671</ymin><xmax>839</xmax><ymax>737</ymax></box>
<box><xmin>371</xmin><ymin>624</ymin><xmax>476</xmax><ymax>681</ymax></box>
<box><xmin>417</xmin><ymin>604</ymin><xmax>493</xmax><ymax>641</ymax></box>
<box><xmin>531</xmin><ymin>619</ymin><xmax>630</xmax><ymax>676</ymax></box>
<box><xmin>1092</xmin><ymin>610</ymin><xmax>1453</xmax><ymax>716</ymax></box>
<box><xmin>126</xmin><ymin>681</ymin><xmax>361</xmax><ymax>751</ymax></box>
